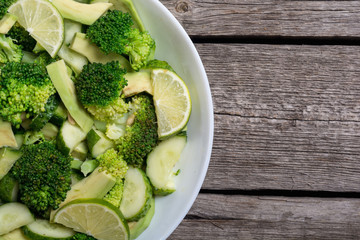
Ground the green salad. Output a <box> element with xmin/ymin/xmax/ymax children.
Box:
<box><xmin>0</xmin><ymin>0</ymin><xmax>192</xmax><ymax>239</ymax></box>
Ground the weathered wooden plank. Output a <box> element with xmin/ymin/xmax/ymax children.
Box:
<box><xmin>170</xmin><ymin>194</ymin><xmax>360</xmax><ymax>239</ymax></box>
<box><xmin>161</xmin><ymin>0</ymin><xmax>360</xmax><ymax>37</ymax></box>
<box><xmin>203</xmin><ymin>114</ymin><xmax>360</xmax><ymax>191</ymax></box>
<box><xmin>189</xmin><ymin>44</ymin><xmax>360</xmax><ymax>191</ymax></box>
<box><xmin>196</xmin><ymin>43</ymin><xmax>360</xmax><ymax>121</ymax></box>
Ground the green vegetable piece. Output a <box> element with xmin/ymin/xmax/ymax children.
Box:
<box><xmin>86</xmin><ymin>10</ymin><xmax>155</xmax><ymax>70</ymax></box>
<box><xmin>0</xmin><ymin>174</ymin><xmax>18</xmax><ymax>202</ymax></box>
<box><xmin>51</xmin><ymin>0</ymin><xmax>113</xmax><ymax>25</ymax></box>
<box><xmin>29</xmin><ymin>94</ymin><xmax>60</xmax><ymax>131</ymax></box>
<box><xmin>81</xmin><ymin>159</ymin><xmax>99</xmax><ymax>176</ymax></box>
<box><xmin>71</xmin><ymin>159</ymin><xmax>83</xmax><ymax>170</ymax></box>
<box><xmin>47</xmin><ymin>60</ymin><xmax>93</xmax><ymax>133</ymax></box>
<box><xmin>0</xmin><ymin>148</ymin><xmax>22</xmax><ymax>180</ymax></box>
<box><xmin>22</xmin><ymin>219</ymin><xmax>75</xmax><ymax>240</ymax></box>
<box><xmin>13</xmin><ymin>133</ymin><xmax>24</xmax><ymax>150</ymax></box>
<box><xmin>0</xmin><ymin>202</ymin><xmax>35</xmax><ymax>235</ymax></box>
<box><xmin>71</xmin><ymin>142</ymin><xmax>88</xmax><ymax>161</ymax></box>
<box><xmin>0</xmin><ymin>34</ymin><xmax>23</xmax><ymax>63</ymax></box>
<box><xmin>146</xmin><ymin>135</ymin><xmax>187</xmax><ymax>195</ymax></box>
<box><xmin>87</xmin><ymin>129</ymin><xmax>115</xmax><ymax>158</ymax></box>
<box><xmin>0</xmin><ymin>0</ymin><xmax>17</xmax><ymax>20</ymax></box>
<box><xmin>11</xmin><ymin>141</ymin><xmax>72</xmax><ymax>217</ymax></box>
<box><xmin>129</xmin><ymin>197</ymin><xmax>155</xmax><ymax>240</ymax></box>
<box><xmin>0</xmin><ymin>119</ymin><xmax>17</xmax><ymax>148</ymax></box>
<box><xmin>23</xmin><ymin>131</ymin><xmax>45</xmax><ymax>145</ymax></box>
<box><xmin>57</xmin><ymin>121</ymin><xmax>88</xmax><ymax>155</ymax></box>
<box><xmin>0</xmin><ymin>13</ymin><xmax>17</xmax><ymax>34</ymax></box>
<box><xmin>120</xmin><ymin>167</ymin><xmax>153</xmax><ymax>221</ymax></box>
<box><xmin>103</xmin><ymin>181</ymin><xmax>123</xmax><ymax>208</ymax></box>
<box><xmin>0</xmin><ymin>228</ymin><xmax>29</xmax><ymax>240</ymax></box>
<box><xmin>40</xmin><ymin>122</ymin><xmax>59</xmax><ymax>141</ymax></box>
<box><xmin>0</xmin><ymin>62</ymin><xmax>56</xmax><ymax>128</ymax></box>
<box><xmin>49</xmin><ymin>102</ymin><xmax>68</xmax><ymax>127</ymax></box>
<box><xmin>52</xmin><ymin>167</ymin><xmax>116</xmax><ymax>217</ymax></box>
<box><xmin>69</xmin><ymin>32</ymin><xmax>131</xmax><ymax>71</ymax></box>
<box><xmin>123</xmin><ymin>71</ymin><xmax>153</xmax><ymax>97</ymax></box>
<box><xmin>57</xmin><ymin>45</ymin><xmax>88</xmax><ymax>76</ymax></box>
<box><xmin>109</xmin><ymin>0</ymin><xmax>145</xmax><ymax>32</ymax></box>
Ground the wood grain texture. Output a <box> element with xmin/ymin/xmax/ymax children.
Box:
<box><xmin>191</xmin><ymin>43</ymin><xmax>360</xmax><ymax>191</ymax></box>
<box><xmin>160</xmin><ymin>0</ymin><xmax>360</xmax><ymax>37</ymax></box>
<box><xmin>170</xmin><ymin>194</ymin><xmax>360</xmax><ymax>239</ymax></box>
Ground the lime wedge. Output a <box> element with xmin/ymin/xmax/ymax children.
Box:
<box><xmin>8</xmin><ymin>0</ymin><xmax>64</xmax><ymax>57</ymax></box>
<box><xmin>151</xmin><ymin>69</ymin><xmax>191</xmax><ymax>139</ymax></box>
<box><xmin>54</xmin><ymin>199</ymin><xmax>129</xmax><ymax>240</ymax></box>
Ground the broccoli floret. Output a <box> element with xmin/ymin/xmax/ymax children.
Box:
<box><xmin>0</xmin><ymin>0</ymin><xmax>17</xmax><ymax>20</ymax></box>
<box><xmin>103</xmin><ymin>181</ymin><xmax>124</xmax><ymax>208</ymax></box>
<box><xmin>86</xmin><ymin>10</ymin><xmax>155</xmax><ymax>70</ymax></box>
<box><xmin>10</xmin><ymin>141</ymin><xmax>72</xmax><ymax>217</ymax></box>
<box><xmin>0</xmin><ymin>34</ymin><xmax>23</xmax><ymax>63</ymax></box>
<box><xmin>0</xmin><ymin>62</ymin><xmax>56</xmax><ymax>128</ymax></box>
<box><xmin>97</xmin><ymin>148</ymin><xmax>128</xmax><ymax>207</ymax></box>
<box><xmin>72</xmin><ymin>233</ymin><xmax>97</xmax><ymax>240</ymax></box>
<box><xmin>75</xmin><ymin>61</ymin><xmax>129</xmax><ymax>121</ymax></box>
<box><xmin>6</xmin><ymin>23</ymin><xmax>36</xmax><ymax>52</ymax></box>
<box><xmin>117</xmin><ymin>94</ymin><xmax>158</xmax><ymax>167</ymax></box>
<box><xmin>97</xmin><ymin>148</ymin><xmax>128</xmax><ymax>180</ymax></box>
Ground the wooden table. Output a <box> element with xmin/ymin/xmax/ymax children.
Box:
<box><xmin>161</xmin><ymin>1</ymin><xmax>360</xmax><ymax>239</ymax></box>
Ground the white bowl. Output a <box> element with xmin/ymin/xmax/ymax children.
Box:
<box><xmin>132</xmin><ymin>0</ymin><xmax>214</xmax><ymax>239</ymax></box>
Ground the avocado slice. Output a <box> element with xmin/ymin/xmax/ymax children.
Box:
<box><xmin>0</xmin><ymin>120</ymin><xmax>17</xmax><ymax>148</ymax></box>
<box><xmin>109</xmin><ymin>0</ymin><xmax>145</xmax><ymax>32</ymax></box>
<box><xmin>46</xmin><ymin>60</ymin><xmax>93</xmax><ymax>133</ymax></box>
<box><xmin>51</xmin><ymin>0</ymin><xmax>113</xmax><ymax>25</ymax></box>
<box><xmin>123</xmin><ymin>72</ymin><xmax>153</xmax><ymax>97</ymax></box>
<box><xmin>0</xmin><ymin>148</ymin><xmax>22</xmax><ymax>180</ymax></box>
<box><xmin>69</xmin><ymin>32</ymin><xmax>131</xmax><ymax>71</ymax></box>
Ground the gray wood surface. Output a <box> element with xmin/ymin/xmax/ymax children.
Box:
<box><xmin>162</xmin><ymin>0</ymin><xmax>360</xmax><ymax>37</ymax></box>
<box><xmin>160</xmin><ymin>0</ymin><xmax>360</xmax><ymax>239</ymax></box>
<box><xmin>197</xmin><ymin>44</ymin><xmax>360</xmax><ymax>192</ymax></box>
<box><xmin>170</xmin><ymin>194</ymin><xmax>360</xmax><ymax>239</ymax></box>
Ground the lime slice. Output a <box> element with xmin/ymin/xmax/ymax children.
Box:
<box><xmin>151</xmin><ymin>69</ymin><xmax>191</xmax><ymax>139</ymax></box>
<box><xmin>8</xmin><ymin>0</ymin><xmax>64</xmax><ymax>57</ymax></box>
<box><xmin>54</xmin><ymin>199</ymin><xmax>129</xmax><ymax>240</ymax></box>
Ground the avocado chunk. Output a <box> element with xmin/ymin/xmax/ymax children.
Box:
<box><xmin>0</xmin><ymin>120</ymin><xmax>18</xmax><ymax>148</ymax></box>
<box><xmin>51</xmin><ymin>0</ymin><xmax>113</xmax><ymax>25</ymax></box>
<box><xmin>50</xmin><ymin>167</ymin><xmax>116</xmax><ymax>220</ymax></box>
<box><xmin>0</xmin><ymin>148</ymin><xmax>22</xmax><ymax>181</ymax></box>
<box><xmin>109</xmin><ymin>0</ymin><xmax>145</xmax><ymax>31</ymax></box>
<box><xmin>69</xmin><ymin>32</ymin><xmax>131</xmax><ymax>71</ymax></box>
<box><xmin>47</xmin><ymin>60</ymin><xmax>93</xmax><ymax>133</ymax></box>
<box><xmin>123</xmin><ymin>72</ymin><xmax>153</xmax><ymax>97</ymax></box>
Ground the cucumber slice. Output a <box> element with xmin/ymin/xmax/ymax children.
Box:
<box><xmin>0</xmin><ymin>203</ymin><xmax>34</xmax><ymax>235</ymax></box>
<box><xmin>0</xmin><ymin>229</ymin><xmax>28</xmax><ymax>240</ymax></box>
<box><xmin>87</xmin><ymin>129</ymin><xmax>114</xmax><ymax>158</ymax></box>
<box><xmin>0</xmin><ymin>174</ymin><xmax>18</xmax><ymax>202</ymax></box>
<box><xmin>70</xmin><ymin>171</ymin><xmax>84</xmax><ymax>186</ymax></box>
<box><xmin>120</xmin><ymin>167</ymin><xmax>153</xmax><ymax>221</ymax></box>
<box><xmin>56</xmin><ymin>121</ymin><xmax>88</xmax><ymax>155</ymax></box>
<box><xmin>70</xmin><ymin>142</ymin><xmax>88</xmax><ymax>161</ymax></box>
<box><xmin>22</xmin><ymin>219</ymin><xmax>75</xmax><ymax>240</ymax></box>
<box><xmin>0</xmin><ymin>148</ymin><xmax>22</xmax><ymax>180</ymax></box>
<box><xmin>29</xmin><ymin>95</ymin><xmax>60</xmax><ymax>131</ymax></box>
<box><xmin>146</xmin><ymin>135</ymin><xmax>187</xmax><ymax>195</ymax></box>
<box><xmin>50</xmin><ymin>102</ymin><xmax>68</xmax><ymax>127</ymax></box>
<box><xmin>129</xmin><ymin>197</ymin><xmax>155</xmax><ymax>240</ymax></box>
<box><xmin>41</xmin><ymin>123</ymin><xmax>59</xmax><ymax>141</ymax></box>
